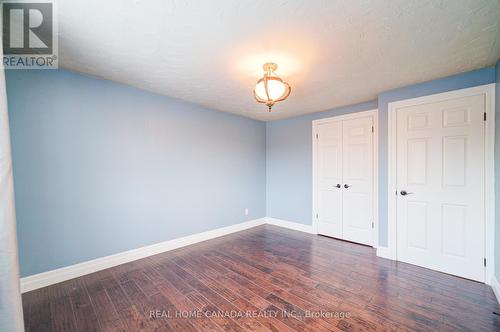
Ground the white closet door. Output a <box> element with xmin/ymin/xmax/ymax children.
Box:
<box><xmin>315</xmin><ymin>115</ymin><xmax>374</xmax><ymax>246</ymax></box>
<box><xmin>342</xmin><ymin>116</ymin><xmax>374</xmax><ymax>246</ymax></box>
<box><xmin>316</xmin><ymin>121</ymin><xmax>343</xmax><ymax>238</ymax></box>
<box><xmin>396</xmin><ymin>94</ymin><xmax>485</xmax><ymax>281</ymax></box>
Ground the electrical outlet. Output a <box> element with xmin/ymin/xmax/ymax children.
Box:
<box><xmin>244</xmin><ymin>208</ymin><xmax>249</xmax><ymax>216</ymax></box>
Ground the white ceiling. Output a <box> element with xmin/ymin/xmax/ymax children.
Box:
<box><xmin>59</xmin><ymin>0</ymin><xmax>500</xmax><ymax>121</ymax></box>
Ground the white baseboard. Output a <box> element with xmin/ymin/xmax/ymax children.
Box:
<box><xmin>491</xmin><ymin>275</ymin><xmax>500</xmax><ymax>305</ymax></box>
<box><xmin>21</xmin><ymin>215</ymin><xmax>500</xmax><ymax>305</ymax></box>
<box><xmin>20</xmin><ymin>218</ymin><xmax>266</xmax><ymax>293</ymax></box>
<box><xmin>21</xmin><ymin>217</ymin><xmax>319</xmax><ymax>293</ymax></box>
<box><xmin>376</xmin><ymin>246</ymin><xmax>393</xmax><ymax>259</ymax></box>
<box><xmin>265</xmin><ymin>217</ymin><xmax>315</xmax><ymax>234</ymax></box>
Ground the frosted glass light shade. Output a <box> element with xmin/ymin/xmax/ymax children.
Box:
<box><xmin>254</xmin><ymin>78</ymin><xmax>287</xmax><ymax>101</ymax></box>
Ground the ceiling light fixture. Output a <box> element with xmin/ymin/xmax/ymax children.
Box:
<box><xmin>253</xmin><ymin>62</ymin><xmax>291</xmax><ymax>112</ymax></box>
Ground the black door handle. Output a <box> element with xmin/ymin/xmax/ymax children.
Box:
<box><xmin>400</xmin><ymin>190</ymin><xmax>414</xmax><ymax>196</ymax></box>
<box><xmin>344</xmin><ymin>184</ymin><xmax>350</xmax><ymax>189</ymax></box>
<box><xmin>335</xmin><ymin>184</ymin><xmax>341</xmax><ymax>188</ymax></box>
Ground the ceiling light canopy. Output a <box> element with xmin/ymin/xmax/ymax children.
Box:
<box><xmin>253</xmin><ymin>63</ymin><xmax>291</xmax><ymax>112</ymax></box>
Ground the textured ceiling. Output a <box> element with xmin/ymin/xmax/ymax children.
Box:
<box><xmin>59</xmin><ymin>0</ymin><xmax>500</xmax><ymax>121</ymax></box>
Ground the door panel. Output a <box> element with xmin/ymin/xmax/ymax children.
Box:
<box><xmin>342</xmin><ymin>116</ymin><xmax>374</xmax><ymax>246</ymax></box>
<box><xmin>396</xmin><ymin>94</ymin><xmax>485</xmax><ymax>282</ymax></box>
<box><xmin>442</xmin><ymin>136</ymin><xmax>467</xmax><ymax>187</ymax></box>
<box><xmin>406</xmin><ymin>201</ymin><xmax>428</xmax><ymax>250</ymax></box>
<box><xmin>316</xmin><ymin>121</ymin><xmax>343</xmax><ymax>238</ymax></box>
<box><xmin>407</xmin><ymin>139</ymin><xmax>428</xmax><ymax>185</ymax></box>
<box><xmin>442</xmin><ymin>204</ymin><xmax>467</xmax><ymax>257</ymax></box>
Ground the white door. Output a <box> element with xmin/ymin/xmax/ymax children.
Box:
<box><xmin>342</xmin><ymin>117</ymin><xmax>374</xmax><ymax>246</ymax></box>
<box><xmin>316</xmin><ymin>115</ymin><xmax>374</xmax><ymax>246</ymax></box>
<box><xmin>396</xmin><ymin>94</ymin><xmax>485</xmax><ymax>281</ymax></box>
<box><xmin>317</xmin><ymin>121</ymin><xmax>343</xmax><ymax>238</ymax></box>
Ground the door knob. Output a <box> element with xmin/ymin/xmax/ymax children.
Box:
<box><xmin>344</xmin><ymin>184</ymin><xmax>350</xmax><ymax>189</ymax></box>
<box><xmin>335</xmin><ymin>184</ymin><xmax>341</xmax><ymax>188</ymax></box>
<box><xmin>400</xmin><ymin>190</ymin><xmax>413</xmax><ymax>196</ymax></box>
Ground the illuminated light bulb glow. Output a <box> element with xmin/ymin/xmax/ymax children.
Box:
<box><xmin>253</xmin><ymin>63</ymin><xmax>291</xmax><ymax>112</ymax></box>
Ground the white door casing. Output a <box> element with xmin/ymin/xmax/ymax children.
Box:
<box><xmin>313</xmin><ymin>110</ymin><xmax>378</xmax><ymax>247</ymax></box>
<box><xmin>386</xmin><ymin>84</ymin><xmax>495</xmax><ymax>284</ymax></box>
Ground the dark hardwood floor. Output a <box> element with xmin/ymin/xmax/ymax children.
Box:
<box><xmin>22</xmin><ymin>225</ymin><xmax>500</xmax><ymax>331</ymax></box>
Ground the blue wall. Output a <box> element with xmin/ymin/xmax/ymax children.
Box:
<box><xmin>6</xmin><ymin>70</ymin><xmax>266</xmax><ymax>277</ymax></box>
<box><xmin>7</xmin><ymin>65</ymin><xmax>498</xmax><ymax>276</ymax></box>
<box><xmin>266</xmin><ymin>67</ymin><xmax>496</xmax><ymax>246</ymax></box>
<box><xmin>495</xmin><ymin>58</ymin><xmax>500</xmax><ymax>279</ymax></box>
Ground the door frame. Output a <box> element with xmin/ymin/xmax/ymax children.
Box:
<box><xmin>312</xmin><ymin>109</ymin><xmax>379</xmax><ymax>247</ymax></box>
<box><xmin>386</xmin><ymin>83</ymin><xmax>496</xmax><ymax>284</ymax></box>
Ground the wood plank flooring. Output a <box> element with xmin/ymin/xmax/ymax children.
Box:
<box><xmin>22</xmin><ymin>225</ymin><xmax>500</xmax><ymax>331</ymax></box>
